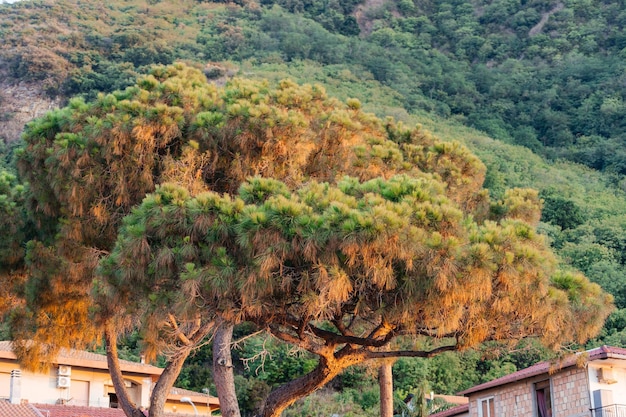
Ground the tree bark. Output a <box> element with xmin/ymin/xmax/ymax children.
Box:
<box><xmin>213</xmin><ymin>321</ymin><xmax>241</xmax><ymax>417</ymax></box>
<box><xmin>105</xmin><ymin>317</ymin><xmax>214</xmax><ymax>417</ymax></box>
<box><xmin>257</xmin><ymin>335</ymin><xmax>457</xmax><ymax>417</ymax></box>
<box><xmin>261</xmin><ymin>353</ymin><xmax>362</xmax><ymax>417</ymax></box>
<box><xmin>149</xmin><ymin>348</ymin><xmax>192</xmax><ymax>417</ymax></box>
<box><xmin>104</xmin><ymin>325</ymin><xmax>146</xmax><ymax>417</ymax></box>
<box><xmin>379</xmin><ymin>362</ymin><xmax>394</xmax><ymax>417</ymax></box>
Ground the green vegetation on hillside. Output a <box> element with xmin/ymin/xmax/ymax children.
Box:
<box><xmin>12</xmin><ymin>63</ymin><xmax>609</xmax><ymax>416</ymax></box>
<box><xmin>4</xmin><ymin>0</ymin><xmax>626</xmax><ymax>176</ymax></box>
<box><xmin>3</xmin><ymin>0</ymin><xmax>626</xmax><ymax>414</ymax></box>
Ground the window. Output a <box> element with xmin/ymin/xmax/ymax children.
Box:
<box><xmin>109</xmin><ymin>393</ymin><xmax>118</xmax><ymax>408</ymax></box>
<box><xmin>535</xmin><ymin>380</ymin><xmax>552</xmax><ymax>417</ymax></box>
<box><xmin>479</xmin><ymin>397</ymin><xmax>495</xmax><ymax>417</ymax></box>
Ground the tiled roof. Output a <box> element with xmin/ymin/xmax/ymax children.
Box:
<box><xmin>0</xmin><ymin>341</ymin><xmax>163</xmax><ymax>376</ymax></box>
<box><xmin>32</xmin><ymin>404</ymin><xmax>127</xmax><ymax>417</ymax></box>
<box><xmin>459</xmin><ymin>345</ymin><xmax>626</xmax><ymax>395</ymax></box>
<box><xmin>0</xmin><ymin>401</ymin><xmax>45</xmax><ymax>417</ymax></box>
<box><xmin>32</xmin><ymin>404</ymin><xmax>197</xmax><ymax>417</ymax></box>
<box><xmin>428</xmin><ymin>403</ymin><xmax>469</xmax><ymax>417</ymax></box>
<box><xmin>169</xmin><ymin>387</ymin><xmax>220</xmax><ymax>407</ymax></box>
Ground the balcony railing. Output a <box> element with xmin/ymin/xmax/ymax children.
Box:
<box><xmin>592</xmin><ymin>405</ymin><xmax>626</xmax><ymax>417</ymax></box>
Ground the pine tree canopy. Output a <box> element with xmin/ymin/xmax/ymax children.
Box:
<box><xmin>13</xmin><ymin>63</ymin><xmax>613</xmax><ymax>415</ymax></box>
<box><xmin>103</xmin><ymin>176</ymin><xmax>611</xmax><ymax>351</ymax></box>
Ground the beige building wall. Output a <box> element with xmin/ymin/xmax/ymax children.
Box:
<box><xmin>166</xmin><ymin>401</ymin><xmax>208</xmax><ymax>415</ymax></box>
<box><xmin>0</xmin><ymin>359</ymin><xmax>151</xmax><ymax>408</ymax></box>
<box><xmin>0</xmin><ymin>371</ymin><xmax>10</xmax><ymax>398</ymax></box>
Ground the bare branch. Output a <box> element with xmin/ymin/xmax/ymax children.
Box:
<box><xmin>241</xmin><ymin>335</ymin><xmax>271</xmax><ymax>376</ymax></box>
<box><xmin>364</xmin><ymin>344</ymin><xmax>458</xmax><ymax>360</ymax></box>
<box><xmin>189</xmin><ymin>320</ymin><xmax>215</xmax><ymax>345</ymax></box>
<box><xmin>232</xmin><ymin>329</ymin><xmax>266</xmax><ymax>350</ymax></box>
<box><xmin>409</xmin><ymin>328</ymin><xmax>459</xmax><ymax>339</ymax></box>
<box><xmin>269</xmin><ymin>324</ymin><xmax>323</xmax><ymax>355</ymax></box>
<box><xmin>307</xmin><ymin>324</ymin><xmax>395</xmax><ymax>348</ymax></box>
<box><xmin>188</xmin><ymin>316</ymin><xmax>202</xmax><ymax>337</ymax></box>
<box><xmin>168</xmin><ymin>313</ymin><xmax>192</xmax><ymax>346</ymax></box>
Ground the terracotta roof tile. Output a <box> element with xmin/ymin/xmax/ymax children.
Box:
<box><xmin>0</xmin><ymin>401</ymin><xmax>45</xmax><ymax>417</ymax></box>
<box><xmin>33</xmin><ymin>404</ymin><xmax>129</xmax><ymax>417</ymax></box>
<box><xmin>32</xmin><ymin>405</ymin><xmax>198</xmax><ymax>417</ymax></box>
<box><xmin>168</xmin><ymin>387</ymin><xmax>219</xmax><ymax>406</ymax></box>
<box><xmin>459</xmin><ymin>345</ymin><xmax>626</xmax><ymax>395</ymax></box>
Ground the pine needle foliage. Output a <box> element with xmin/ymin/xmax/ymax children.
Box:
<box><xmin>15</xmin><ymin>63</ymin><xmax>613</xmax><ymax>415</ymax></box>
<box><xmin>0</xmin><ymin>170</ymin><xmax>31</xmax><ymax>322</ymax></box>
<box><xmin>105</xmin><ymin>176</ymin><xmax>612</xmax><ymax>349</ymax></box>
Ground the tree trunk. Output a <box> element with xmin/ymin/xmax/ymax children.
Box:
<box><xmin>213</xmin><ymin>321</ymin><xmax>241</xmax><ymax>417</ymax></box>
<box><xmin>104</xmin><ymin>326</ymin><xmax>146</xmax><ymax>417</ymax></box>
<box><xmin>261</xmin><ymin>354</ymin><xmax>361</xmax><ymax>417</ymax></box>
<box><xmin>149</xmin><ymin>348</ymin><xmax>192</xmax><ymax>417</ymax></box>
<box><xmin>379</xmin><ymin>362</ymin><xmax>394</xmax><ymax>417</ymax></box>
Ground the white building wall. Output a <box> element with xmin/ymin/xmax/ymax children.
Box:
<box><xmin>141</xmin><ymin>377</ymin><xmax>152</xmax><ymax>406</ymax></box>
<box><xmin>588</xmin><ymin>363</ymin><xmax>626</xmax><ymax>410</ymax></box>
<box><xmin>0</xmin><ymin>360</ymin><xmax>150</xmax><ymax>408</ymax></box>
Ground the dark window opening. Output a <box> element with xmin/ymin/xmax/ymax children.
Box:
<box><xmin>109</xmin><ymin>393</ymin><xmax>119</xmax><ymax>409</ymax></box>
<box><xmin>536</xmin><ymin>380</ymin><xmax>552</xmax><ymax>417</ymax></box>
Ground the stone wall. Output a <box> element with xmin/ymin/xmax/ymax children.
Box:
<box><xmin>468</xmin><ymin>366</ymin><xmax>591</xmax><ymax>417</ymax></box>
<box><xmin>551</xmin><ymin>367</ymin><xmax>592</xmax><ymax>416</ymax></box>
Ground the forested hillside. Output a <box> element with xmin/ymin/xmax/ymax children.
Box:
<box><xmin>2</xmin><ymin>0</ymin><xmax>626</xmax><ymax>415</ymax></box>
<box><xmin>3</xmin><ymin>0</ymin><xmax>626</xmax><ymax>174</ymax></box>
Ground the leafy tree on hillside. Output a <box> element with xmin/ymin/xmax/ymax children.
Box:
<box><xmin>540</xmin><ymin>189</ymin><xmax>587</xmax><ymax>230</ymax></box>
<box><xmin>103</xmin><ymin>174</ymin><xmax>611</xmax><ymax>417</ymax></box>
<box><xmin>12</xmin><ymin>63</ymin><xmax>614</xmax><ymax>417</ymax></box>
<box><xmin>0</xmin><ymin>170</ymin><xmax>29</xmax><ymax>315</ymax></box>
<box><xmin>15</xmin><ymin>64</ymin><xmax>227</xmax><ymax>417</ymax></box>
<box><xmin>13</xmin><ymin>65</ymin><xmax>608</xmax><ymax>415</ymax></box>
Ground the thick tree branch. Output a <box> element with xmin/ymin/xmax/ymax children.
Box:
<box><xmin>167</xmin><ymin>313</ymin><xmax>192</xmax><ymax>346</ymax></box>
<box><xmin>307</xmin><ymin>324</ymin><xmax>395</xmax><ymax>347</ymax></box>
<box><xmin>269</xmin><ymin>324</ymin><xmax>324</xmax><ymax>355</ymax></box>
<box><xmin>332</xmin><ymin>317</ymin><xmax>355</xmax><ymax>337</ymax></box>
<box><xmin>367</xmin><ymin>320</ymin><xmax>394</xmax><ymax>340</ymax></box>
<box><xmin>150</xmin><ymin>345</ymin><xmax>194</xmax><ymax>417</ymax></box>
<box><xmin>104</xmin><ymin>324</ymin><xmax>145</xmax><ymax>417</ymax></box>
<box><xmin>261</xmin><ymin>354</ymin><xmax>363</xmax><ymax>417</ymax></box>
<box><xmin>364</xmin><ymin>344</ymin><xmax>458</xmax><ymax>360</ymax></box>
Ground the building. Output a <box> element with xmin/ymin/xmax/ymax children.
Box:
<box><xmin>448</xmin><ymin>345</ymin><xmax>626</xmax><ymax>417</ymax></box>
<box><xmin>0</xmin><ymin>341</ymin><xmax>219</xmax><ymax>416</ymax></box>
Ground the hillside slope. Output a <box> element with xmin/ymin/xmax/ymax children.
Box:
<box><xmin>3</xmin><ymin>0</ymin><xmax>626</xmax><ymax>174</ymax></box>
